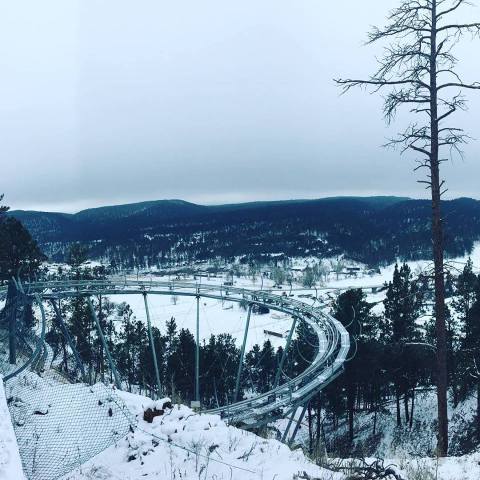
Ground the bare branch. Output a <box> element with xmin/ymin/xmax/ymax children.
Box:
<box><xmin>437</xmin><ymin>82</ymin><xmax>480</xmax><ymax>91</ymax></box>
<box><xmin>334</xmin><ymin>78</ymin><xmax>428</xmax><ymax>94</ymax></box>
<box><xmin>436</xmin><ymin>0</ymin><xmax>466</xmax><ymax>21</ymax></box>
<box><xmin>410</xmin><ymin>144</ymin><xmax>432</xmax><ymax>156</ymax></box>
<box><xmin>437</xmin><ymin>22</ymin><xmax>480</xmax><ymax>33</ymax></box>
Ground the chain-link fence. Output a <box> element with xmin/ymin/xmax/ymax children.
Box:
<box><xmin>0</xmin><ymin>283</ymin><xmax>136</xmax><ymax>480</ymax></box>
<box><xmin>5</xmin><ymin>372</ymin><xmax>134</xmax><ymax>480</ymax></box>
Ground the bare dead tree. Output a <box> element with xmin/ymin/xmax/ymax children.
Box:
<box><xmin>335</xmin><ymin>0</ymin><xmax>480</xmax><ymax>456</ymax></box>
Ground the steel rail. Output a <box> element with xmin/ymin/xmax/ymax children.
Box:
<box><xmin>3</xmin><ymin>294</ymin><xmax>47</xmax><ymax>381</ymax></box>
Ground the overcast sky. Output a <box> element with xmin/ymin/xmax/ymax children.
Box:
<box><xmin>1</xmin><ymin>1</ymin><xmax>479</xmax><ymax>212</ymax></box>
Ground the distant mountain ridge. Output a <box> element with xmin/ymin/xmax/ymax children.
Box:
<box><xmin>9</xmin><ymin>196</ymin><xmax>480</xmax><ymax>267</ymax></box>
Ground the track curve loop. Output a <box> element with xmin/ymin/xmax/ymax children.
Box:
<box><xmin>3</xmin><ymin>279</ymin><xmax>349</xmax><ymax>427</ymax></box>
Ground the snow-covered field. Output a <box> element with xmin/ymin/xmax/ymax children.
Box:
<box><xmin>108</xmin><ymin>292</ymin><xmax>294</xmax><ymax>351</ymax></box>
<box><xmin>102</xmin><ymin>242</ymin><xmax>480</xmax><ymax>352</ymax></box>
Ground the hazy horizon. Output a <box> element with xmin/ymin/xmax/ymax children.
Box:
<box><xmin>8</xmin><ymin>193</ymin><xmax>480</xmax><ymax>215</ymax></box>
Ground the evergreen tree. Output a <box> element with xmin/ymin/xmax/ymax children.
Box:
<box><xmin>67</xmin><ymin>296</ymin><xmax>93</xmax><ymax>376</ymax></box>
<box><xmin>245</xmin><ymin>344</ymin><xmax>263</xmax><ymax>392</ymax></box>
<box><xmin>116</xmin><ymin>303</ymin><xmax>137</xmax><ymax>391</ymax></box>
<box><xmin>201</xmin><ymin>334</ymin><xmax>239</xmax><ymax>406</ymax></box>
<box><xmin>452</xmin><ymin>259</ymin><xmax>477</xmax><ymax>324</ymax></box>
<box><xmin>258</xmin><ymin>340</ymin><xmax>276</xmax><ymax>393</ymax></box>
<box><xmin>382</xmin><ymin>264</ymin><xmax>425</xmax><ymax>427</ymax></box>
<box><xmin>332</xmin><ymin>288</ymin><xmax>378</xmax><ymax>442</ymax></box>
<box><xmin>383</xmin><ymin>264</ymin><xmax>424</xmax><ymax>344</ymax></box>
<box><xmin>133</xmin><ymin>319</ymin><xmax>149</xmax><ymax>393</ymax></box>
<box><xmin>448</xmin><ymin>261</ymin><xmax>478</xmax><ymax>404</ymax></box>
<box><xmin>168</xmin><ymin>328</ymin><xmax>196</xmax><ymax>402</ymax></box>
<box><xmin>0</xmin><ymin>216</ymin><xmax>45</xmax><ymax>281</ymax></box>
<box><xmin>165</xmin><ymin>317</ymin><xmax>178</xmax><ymax>395</ymax></box>
<box><xmin>451</xmin><ymin>262</ymin><xmax>480</xmax><ymax>436</ymax></box>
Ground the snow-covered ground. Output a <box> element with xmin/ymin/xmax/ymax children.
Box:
<box><xmin>2</xmin><ymin>370</ymin><xmax>343</xmax><ymax>480</ymax></box>
<box><xmin>6</xmin><ymin>373</ymin><xmax>480</xmax><ymax>480</ymax></box>
<box><xmin>0</xmin><ymin>375</ymin><xmax>25</xmax><ymax>480</ymax></box>
<box><xmin>386</xmin><ymin>453</ymin><xmax>480</xmax><ymax>480</ymax></box>
<box><xmin>330</xmin><ymin>454</ymin><xmax>480</xmax><ymax>480</ymax></box>
<box><xmin>62</xmin><ymin>390</ymin><xmax>342</xmax><ymax>480</ymax></box>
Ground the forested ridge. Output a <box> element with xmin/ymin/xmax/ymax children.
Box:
<box><xmin>9</xmin><ymin>196</ymin><xmax>480</xmax><ymax>267</ymax></box>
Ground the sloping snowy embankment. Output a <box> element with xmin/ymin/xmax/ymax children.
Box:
<box><xmin>0</xmin><ymin>376</ymin><xmax>25</xmax><ymax>480</ymax></box>
<box><xmin>64</xmin><ymin>390</ymin><xmax>344</xmax><ymax>480</ymax></box>
<box><xmin>385</xmin><ymin>453</ymin><xmax>480</xmax><ymax>480</ymax></box>
<box><xmin>279</xmin><ymin>389</ymin><xmax>480</xmax><ymax>480</ymax></box>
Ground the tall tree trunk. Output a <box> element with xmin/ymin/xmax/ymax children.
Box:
<box><xmin>430</xmin><ymin>0</ymin><xmax>449</xmax><ymax>456</ymax></box>
<box><xmin>404</xmin><ymin>391</ymin><xmax>410</xmax><ymax>425</ymax></box>
<box><xmin>61</xmin><ymin>339</ymin><xmax>68</xmax><ymax>374</ymax></box>
<box><xmin>395</xmin><ymin>388</ymin><xmax>402</xmax><ymax>427</ymax></box>
<box><xmin>316</xmin><ymin>394</ymin><xmax>321</xmax><ymax>452</ymax></box>
<box><xmin>308</xmin><ymin>402</ymin><xmax>313</xmax><ymax>454</ymax></box>
<box><xmin>347</xmin><ymin>383</ymin><xmax>355</xmax><ymax>442</ymax></box>
<box><xmin>409</xmin><ymin>388</ymin><xmax>415</xmax><ymax>430</ymax></box>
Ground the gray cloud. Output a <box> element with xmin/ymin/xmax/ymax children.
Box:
<box><xmin>1</xmin><ymin>0</ymin><xmax>479</xmax><ymax>212</ymax></box>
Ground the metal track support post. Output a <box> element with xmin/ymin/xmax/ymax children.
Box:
<box><xmin>274</xmin><ymin>316</ymin><xmax>298</xmax><ymax>388</ymax></box>
<box><xmin>50</xmin><ymin>299</ymin><xmax>87</xmax><ymax>382</ymax></box>
<box><xmin>289</xmin><ymin>403</ymin><xmax>308</xmax><ymax>445</ymax></box>
<box><xmin>87</xmin><ymin>297</ymin><xmax>121</xmax><ymax>389</ymax></box>
<box><xmin>233</xmin><ymin>303</ymin><xmax>252</xmax><ymax>403</ymax></box>
<box><xmin>143</xmin><ymin>293</ymin><xmax>162</xmax><ymax>399</ymax></box>
<box><xmin>195</xmin><ymin>293</ymin><xmax>200</xmax><ymax>403</ymax></box>
<box><xmin>281</xmin><ymin>410</ymin><xmax>296</xmax><ymax>443</ymax></box>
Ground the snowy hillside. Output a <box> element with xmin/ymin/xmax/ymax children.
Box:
<box><xmin>63</xmin><ymin>390</ymin><xmax>343</xmax><ymax>480</ymax></box>
<box><xmin>2</xmin><ymin>370</ymin><xmax>342</xmax><ymax>480</ymax></box>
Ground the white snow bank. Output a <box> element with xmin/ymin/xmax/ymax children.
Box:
<box><xmin>64</xmin><ymin>389</ymin><xmax>344</xmax><ymax>480</ymax></box>
<box><xmin>385</xmin><ymin>453</ymin><xmax>480</xmax><ymax>480</ymax></box>
<box><xmin>0</xmin><ymin>376</ymin><xmax>25</xmax><ymax>480</ymax></box>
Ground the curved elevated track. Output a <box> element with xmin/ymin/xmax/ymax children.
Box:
<box><xmin>1</xmin><ymin>279</ymin><xmax>349</xmax><ymax>429</ymax></box>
